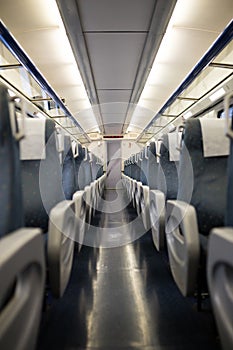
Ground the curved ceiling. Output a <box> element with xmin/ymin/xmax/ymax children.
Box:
<box><xmin>0</xmin><ymin>0</ymin><xmax>233</xmax><ymax>141</ymax></box>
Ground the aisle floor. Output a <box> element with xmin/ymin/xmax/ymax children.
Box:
<box><xmin>37</xmin><ymin>190</ymin><xmax>220</xmax><ymax>350</ymax></box>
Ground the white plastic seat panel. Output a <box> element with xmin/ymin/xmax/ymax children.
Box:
<box><xmin>140</xmin><ymin>185</ymin><xmax>150</xmax><ymax>231</ymax></box>
<box><xmin>90</xmin><ymin>181</ymin><xmax>97</xmax><ymax>217</ymax></box>
<box><xmin>96</xmin><ymin>178</ymin><xmax>102</xmax><ymax>207</ymax></box>
<box><xmin>72</xmin><ymin>190</ymin><xmax>86</xmax><ymax>250</ymax></box>
<box><xmin>48</xmin><ymin>200</ymin><xmax>75</xmax><ymax>298</ymax></box>
<box><xmin>150</xmin><ymin>190</ymin><xmax>165</xmax><ymax>251</ymax></box>
<box><xmin>83</xmin><ymin>185</ymin><xmax>92</xmax><ymax>227</ymax></box>
<box><xmin>131</xmin><ymin>180</ymin><xmax>137</xmax><ymax>207</ymax></box>
<box><xmin>99</xmin><ymin>174</ymin><xmax>106</xmax><ymax>196</ymax></box>
<box><xmin>126</xmin><ymin>177</ymin><xmax>132</xmax><ymax>200</ymax></box>
<box><xmin>135</xmin><ymin>181</ymin><xmax>142</xmax><ymax>215</ymax></box>
<box><xmin>207</xmin><ymin>227</ymin><xmax>233</xmax><ymax>350</ymax></box>
<box><xmin>0</xmin><ymin>228</ymin><xmax>45</xmax><ymax>350</ymax></box>
<box><xmin>166</xmin><ymin>200</ymin><xmax>200</xmax><ymax>296</ymax></box>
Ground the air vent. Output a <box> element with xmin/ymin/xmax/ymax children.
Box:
<box><xmin>103</xmin><ymin>135</ymin><xmax>124</xmax><ymax>139</ymax></box>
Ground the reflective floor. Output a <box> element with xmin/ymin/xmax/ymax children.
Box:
<box><xmin>37</xmin><ymin>190</ymin><xmax>220</xmax><ymax>350</ymax></box>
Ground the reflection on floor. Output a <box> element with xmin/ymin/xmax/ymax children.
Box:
<box><xmin>37</xmin><ymin>190</ymin><xmax>220</xmax><ymax>350</ymax></box>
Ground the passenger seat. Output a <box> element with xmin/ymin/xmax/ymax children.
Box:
<box><xmin>166</xmin><ymin>118</ymin><xmax>229</xmax><ymax>297</ymax></box>
<box><xmin>20</xmin><ymin>117</ymin><xmax>75</xmax><ymax>298</ymax></box>
<box><xmin>207</xmin><ymin>92</ymin><xmax>233</xmax><ymax>350</ymax></box>
<box><xmin>0</xmin><ymin>84</ymin><xmax>45</xmax><ymax>350</ymax></box>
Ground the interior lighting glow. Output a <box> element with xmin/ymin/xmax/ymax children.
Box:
<box><xmin>209</xmin><ymin>87</ymin><xmax>225</xmax><ymax>102</ymax></box>
<box><xmin>183</xmin><ymin>111</ymin><xmax>193</xmax><ymax>119</ymax></box>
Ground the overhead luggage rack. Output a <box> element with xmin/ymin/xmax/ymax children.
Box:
<box><xmin>0</xmin><ymin>20</ymin><xmax>91</xmax><ymax>144</ymax></box>
<box><xmin>137</xmin><ymin>19</ymin><xmax>233</xmax><ymax>143</ymax></box>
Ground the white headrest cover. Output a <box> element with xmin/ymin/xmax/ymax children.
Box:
<box><xmin>20</xmin><ymin>118</ymin><xmax>46</xmax><ymax>160</ymax></box>
<box><xmin>168</xmin><ymin>132</ymin><xmax>180</xmax><ymax>161</ymax></box>
<box><xmin>200</xmin><ymin>118</ymin><xmax>230</xmax><ymax>157</ymax></box>
<box><xmin>56</xmin><ymin>127</ymin><xmax>65</xmax><ymax>153</ymax></box>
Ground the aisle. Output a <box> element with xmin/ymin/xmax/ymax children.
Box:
<box><xmin>37</xmin><ymin>190</ymin><xmax>220</xmax><ymax>350</ymax></box>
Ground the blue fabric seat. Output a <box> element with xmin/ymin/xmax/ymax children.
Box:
<box><xmin>62</xmin><ymin>135</ymin><xmax>76</xmax><ymax>200</ymax></box>
<box><xmin>0</xmin><ymin>84</ymin><xmax>45</xmax><ymax>350</ymax></box>
<box><xmin>166</xmin><ymin>118</ymin><xmax>229</xmax><ymax>297</ymax></box>
<box><xmin>20</xmin><ymin>117</ymin><xmax>75</xmax><ymax>298</ymax></box>
<box><xmin>150</xmin><ymin>133</ymin><xmax>179</xmax><ymax>251</ymax></box>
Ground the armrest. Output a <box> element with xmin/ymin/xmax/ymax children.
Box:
<box><xmin>48</xmin><ymin>200</ymin><xmax>75</xmax><ymax>298</ymax></box>
<box><xmin>140</xmin><ymin>185</ymin><xmax>150</xmax><ymax>231</ymax></box>
<box><xmin>207</xmin><ymin>228</ymin><xmax>233</xmax><ymax>350</ymax></box>
<box><xmin>73</xmin><ymin>190</ymin><xmax>86</xmax><ymax>248</ymax></box>
<box><xmin>149</xmin><ymin>190</ymin><xmax>165</xmax><ymax>251</ymax></box>
<box><xmin>0</xmin><ymin>228</ymin><xmax>45</xmax><ymax>350</ymax></box>
<box><xmin>166</xmin><ymin>200</ymin><xmax>200</xmax><ymax>296</ymax></box>
<box><xmin>135</xmin><ymin>181</ymin><xmax>142</xmax><ymax>215</ymax></box>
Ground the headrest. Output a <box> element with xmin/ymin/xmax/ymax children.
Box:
<box><xmin>56</xmin><ymin>127</ymin><xmax>65</xmax><ymax>153</ymax></box>
<box><xmin>144</xmin><ymin>146</ymin><xmax>149</xmax><ymax>157</ymax></box>
<box><xmin>168</xmin><ymin>132</ymin><xmax>180</xmax><ymax>162</ymax></box>
<box><xmin>63</xmin><ymin>135</ymin><xmax>72</xmax><ymax>153</ymax></box>
<box><xmin>19</xmin><ymin>118</ymin><xmax>46</xmax><ymax>160</ymax></box>
<box><xmin>149</xmin><ymin>142</ymin><xmax>156</xmax><ymax>156</ymax></box>
<box><xmin>72</xmin><ymin>142</ymin><xmax>84</xmax><ymax>159</ymax></box>
<box><xmin>82</xmin><ymin>147</ymin><xmax>89</xmax><ymax>160</ymax></box>
<box><xmin>200</xmin><ymin>118</ymin><xmax>230</xmax><ymax>157</ymax></box>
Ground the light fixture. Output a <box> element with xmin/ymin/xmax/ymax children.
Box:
<box><xmin>8</xmin><ymin>89</ymin><xmax>16</xmax><ymax>97</ymax></box>
<box><xmin>209</xmin><ymin>87</ymin><xmax>225</xmax><ymax>102</ymax></box>
<box><xmin>183</xmin><ymin>111</ymin><xmax>193</xmax><ymax>119</ymax></box>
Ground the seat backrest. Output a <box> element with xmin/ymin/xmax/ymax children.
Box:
<box><xmin>136</xmin><ymin>153</ymin><xmax>142</xmax><ymax>181</ymax></box>
<box><xmin>0</xmin><ymin>84</ymin><xmax>24</xmax><ymax>237</ymax></box>
<box><xmin>74</xmin><ymin>143</ymin><xmax>84</xmax><ymax>190</ymax></box>
<box><xmin>0</xmin><ymin>84</ymin><xmax>45</xmax><ymax>350</ymax></box>
<box><xmin>147</xmin><ymin>142</ymin><xmax>158</xmax><ymax>189</ymax></box>
<box><xmin>90</xmin><ymin>153</ymin><xmax>98</xmax><ymax>181</ymax></box>
<box><xmin>125</xmin><ymin>157</ymin><xmax>132</xmax><ymax>178</ymax></box>
<box><xmin>131</xmin><ymin>154</ymin><xmax>141</xmax><ymax>181</ymax></box>
<box><xmin>157</xmin><ymin>133</ymin><xmax>179</xmax><ymax>199</ymax></box>
<box><xmin>225</xmin><ymin>112</ymin><xmax>233</xmax><ymax>226</ymax></box>
<box><xmin>75</xmin><ymin>147</ymin><xmax>92</xmax><ymax>189</ymax></box>
<box><xmin>84</xmin><ymin>151</ymin><xmax>93</xmax><ymax>186</ymax></box>
<box><xmin>178</xmin><ymin>118</ymin><xmax>229</xmax><ymax>235</ymax></box>
<box><xmin>96</xmin><ymin>157</ymin><xmax>104</xmax><ymax>179</ymax></box>
<box><xmin>140</xmin><ymin>147</ymin><xmax>149</xmax><ymax>185</ymax></box>
<box><xmin>128</xmin><ymin>155</ymin><xmax>135</xmax><ymax>179</ymax></box>
<box><xmin>20</xmin><ymin>118</ymin><xmax>64</xmax><ymax>232</ymax></box>
<box><xmin>62</xmin><ymin>135</ymin><xmax>76</xmax><ymax>200</ymax></box>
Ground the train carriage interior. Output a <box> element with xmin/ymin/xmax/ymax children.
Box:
<box><xmin>0</xmin><ymin>0</ymin><xmax>233</xmax><ymax>349</ymax></box>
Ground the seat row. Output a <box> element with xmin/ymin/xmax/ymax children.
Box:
<box><xmin>122</xmin><ymin>131</ymin><xmax>179</xmax><ymax>247</ymax></box>
<box><xmin>0</xmin><ymin>84</ymin><xmax>106</xmax><ymax>350</ymax></box>
<box><xmin>122</xmin><ymin>108</ymin><xmax>233</xmax><ymax>350</ymax></box>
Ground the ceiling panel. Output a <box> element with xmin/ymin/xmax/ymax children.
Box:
<box><xmin>73</xmin><ymin>107</ymin><xmax>100</xmax><ymax>132</ymax></box>
<box><xmin>104</xmin><ymin>124</ymin><xmax>123</xmax><ymax>134</ymax></box>
<box><xmin>102</xmin><ymin>113</ymin><xmax>126</xmax><ymax>124</ymax></box>
<box><xmin>85</xmin><ymin>33</ymin><xmax>147</xmax><ymax>89</ymax></box>
<box><xmin>39</xmin><ymin>63</ymin><xmax>83</xmax><ymax>87</ymax></box>
<box><xmin>98</xmin><ymin>90</ymin><xmax>131</xmax><ymax>104</ymax></box>
<box><xmin>100</xmin><ymin>102</ymin><xmax>128</xmax><ymax>114</ymax></box>
<box><xmin>77</xmin><ymin>0</ymin><xmax>155</xmax><ymax>32</ymax></box>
